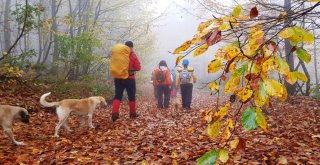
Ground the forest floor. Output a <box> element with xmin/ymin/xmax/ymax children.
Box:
<box><xmin>0</xmin><ymin>83</ymin><xmax>319</xmax><ymax>164</ymax></box>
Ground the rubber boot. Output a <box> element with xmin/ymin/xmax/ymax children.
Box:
<box><xmin>129</xmin><ymin>101</ymin><xmax>139</xmax><ymax>118</ymax></box>
<box><xmin>112</xmin><ymin>99</ymin><xmax>121</xmax><ymax>121</ymax></box>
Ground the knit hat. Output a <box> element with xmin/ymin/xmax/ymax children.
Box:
<box><xmin>182</xmin><ymin>59</ymin><xmax>189</xmax><ymax>65</ymax></box>
<box><xmin>125</xmin><ymin>41</ymin><xmax>133</xmax><ymax>48</ymax></box>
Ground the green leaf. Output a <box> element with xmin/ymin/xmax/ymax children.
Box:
<box><xmin>232</xmin><ymin>64</ymin><xmax>248</xmax><ymax>78</ymax></box>
<box><xmin>241</xmin><ymin>107</ymin><xmax>257</xmax><ymax>131</ymax></box>
<box><xmin>296</xmin><ymin>48</ymin><xmax>311</xmax><ymax>63</ymax></box>
<box><xmin>197</xmin><ymin>150</ymin><xmax>219</xmax><ymax>165</ymax></box>
<box><xmin>218</xmin><ymin>149</ymin><xmax>229</xmax><ymax>163</ymax></box>
<box><xmin>233</xmin><ymin>5</ymin><xmax>242</xmax><ymax>17</ymax></box>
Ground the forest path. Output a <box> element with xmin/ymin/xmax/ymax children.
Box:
<box><xmin>0</xmin><ymin>88</ymin><xmax>319</xmax><ymax>164</ymax></box>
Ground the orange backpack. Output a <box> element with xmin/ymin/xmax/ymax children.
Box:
<box><xmin>109</xmin><ymin>44</ymin><xmax>131</xmax><ymax>79</ymax></box>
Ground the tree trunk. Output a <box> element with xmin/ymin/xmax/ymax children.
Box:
<box><xmin>4</xmin><ymin>0</ymin><xmax>11</xmax><ymax>53</ymax></box>
<box><xmin>284</xmin><ymin>0</ymin><xmax>296</xmax><ymax>95</ymax></box>
<box><xmin>313</xmin><ymin>29</ymin><xmax>319</xmax><ymax>93</ymax></box>
<box><xmin>51</xmin><ymin>0</ymin><xmax>59</xmax><ymax>74</ymax></box>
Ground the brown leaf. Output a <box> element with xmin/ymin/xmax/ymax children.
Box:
<box><xmin>266</xmin><ymin>41</ymin><xmax>277</xmax><ymax>51</ymax></box>
<box><xmin>235</xmin><ymin>138</ymin><xmax>246</xmax><ymax>152</ymax></box>
<box><xmin>250</xmin><ymin>7</ymin><xmax>258</xmax><ymax>19</ymax></box>
<box><xmin>205</xmin><ymin>29</ymin><xmax>222</xmax><ymax>46</ymax></box>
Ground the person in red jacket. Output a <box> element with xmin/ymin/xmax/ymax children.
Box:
<box><xmin>111</xmin><ymin>41</ymin><xmax>141</xmax><ymax>122</ymax></box>
<box><xmin>153</xmin><ymin>60</ymin><xmax>172</xmax><ymax>109</ymax></box>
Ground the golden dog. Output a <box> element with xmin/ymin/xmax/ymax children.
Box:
<box><xmin>0</xmin><ymin>105</ymin><xmax>29</xmax><ymax>145</ymax></box>
<box><xmin>40</xmin><ymin>92</ymin><xmax>107</xmax><ymax>137</ymax></box>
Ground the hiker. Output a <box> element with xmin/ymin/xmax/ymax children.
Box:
<box><xmin>176</xmin><ymin>59</ymin><xmax>197</xmax><ymax>110</ymax></box>
<box><xmin>153</xmin><ymin>60</ymin><xmax>172</xmax><ymax>109</ymax></box>
<box><xmin>170</xmin><ymin>68</ymin><xmax>177</xmax><ymax>97</ymax></box>
<box><xmin>110</xmin><ymin>41</ymin><xmax>141</xmax><ymax>121</ymax></box>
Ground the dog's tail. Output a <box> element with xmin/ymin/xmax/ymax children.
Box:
<box><xmin>40</xmin><ymin>92</ymin><xmax>60</xmax><ymax>107</ymax></box>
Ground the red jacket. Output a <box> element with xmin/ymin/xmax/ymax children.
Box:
<box><xmin>128</xmin><ymin>50</ymin><xmax>141</xmax><ymax>79</ymax></box>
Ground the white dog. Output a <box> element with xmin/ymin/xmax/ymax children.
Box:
<box><xmin>40</xmin><ymin>92</ymin><xmax>107</xmax><ymax>137</ymax></box>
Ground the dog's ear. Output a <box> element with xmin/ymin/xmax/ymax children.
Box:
<box><xmin>19</xmin><ymin>110</ymin><xmax>29</xmax><ymax>123</ymax></box>
<box><xmin>100</xmin><ymin>97</ymin><xmax>107</xmax><ymax>106</ymax></box>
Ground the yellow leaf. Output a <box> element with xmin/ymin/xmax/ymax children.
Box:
<box><xmin>218</xmin><ymin>22</ymin><xmax>231</xmax><ymax>31</ymax></box>
<box><xmin>214</xmin><ymin>103</ymin><xmax>230</xmax><ymax>121</ymax></box>
<box><xmin>207</xmin><ymin>121</ymin><xmax>221</xmax><ymax>140</ymax></box>
<box><xmin>256</xmin><ymin>107</ymin><xmax>268</xmax><ymax>132</ymax></box>
<box><xmin>220</xmin><ymin>127</ymin><xmax>231</xmax><ymax>144</ymax></box>
<box><xmin>225</xmin><ymin>77</ymin><xmax>240</xmax><ymax>94</ymax></box>
<box><xmin>254</xmin><ymin>90</ymin><xmax>268</xmax><ymax>107</ymax></box>
<box><xmin>277</xmin><ymin>156</ymin><xmax>288</xmax><ymax>165</ymax></box>
<box><xmin>191</xmin><ymin>37</ymin><xmax>201</xmax><ymax>44</ymax></box>
<box><xmin>276</xmin><ymin>56</ymin><xmax>290</xmax><ymax>74</ymax></box>
<box><xmin>188</xmin><ymin>127</ymin><xmax>196</xmax><ymax>134</ymax></box>
<box><xmin>171</xmin><ymin>152</ymin><xmax>178</xmax><ymax>158</ymax></box>
<box><xmin>262</xmin><ymin>57</ymin><xmax>278</xmax><ymax>73</ymax></box>
<box><xmin>229</xmin><ymin>139</ymin><xmax>239</xmax><ymax>149</ymax></box>
<box><xmin>208</xmin><ymin>60</ymin><xmax>223</xmax><ymax>73</ymax></box>
<box><xmin>208</xmin><ymin>81</ymin><xmax>219</xmax><ymax>91</ymax></box>
<box><xmin>226</xmin><ymin>118</ymin><xmax>234</xmax><ymax>129</ymax></box>
<box><xmin>224</xmin><ymin>45</ymin><xmax>241</xmax><ymax>60</ymax></box>
<box><xmin>175</xmin><ymin>55</ymin><xmax>183</xmax><ymax>66</ymax></box>
<box><xmin>278</xmin><ymin>26</ymin><xmax>314</xmax><ymax>44</ymax></box>
<box><xmin>141</xmin><ymin>160</ymin><xmax>147</xmax><ymax>165</ymax></box>
<box><xmin>233</xmin><ymin>5</ymin><xmax>242</xmax><ymax>17</ymax></box>
<box><xmin>283</xmin><ymin>72</ymin><xmax>297</xmax><ymax>85</ymax></box>
<box><xmin>204</xmin><ymin>111</ymin><xmax>213</xmax><ymax>123</ymax></box>
<box><xmin>173</xmin><ymin>40</ymin><xmax>192</xmax><ymax>54</ymax></box>
<box><xmin>194</xmin><ymin>44</ymin><xmax>209</xmax><ymax>57</ymax></box>
<box><xmin>218</xmin><ymin>149</ymin><xmax>229</xmax><ymax>163</ymax></box>
<box><xmin>309</xmin><ymin>0</ymin><xmax>320</xmax><ymax>1</ymax></box>
<box><xmin>263</xmin><ymin>79</ymin><xmax>285</xmax><ymax>98</ymax></box>
<box><xmin>236</xmin><ymin>86</ymin><xmax>253</xmax><ymax>102</ymax></box>
<box><xmin>278</xmin><ymin>27</ymin><xmax>293</xmax><ymax>39</ymax></box>
<box><xmin>293</xmin><ymin>71</ymin><xmax>308</xmax><ymax>82</ymax></box>
<box><xmin>197</xmin><ymin>19</ymin><xmax>214</xmax><ymax>32</ymax></box>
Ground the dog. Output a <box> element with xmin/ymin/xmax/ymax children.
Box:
<box><xmin>40</xmin><ymin>92</ymin><xmax>107</xmax><ymax>137</ymax></box>
<box><xmin>0</xmin><ymin>105</ymin><xmax>29</xmax><ymax>145</ymax></box>
<box><xmin>174</xmin><ymin>97</ymin><xmax>181</xmax><ymax>111</ymax></box>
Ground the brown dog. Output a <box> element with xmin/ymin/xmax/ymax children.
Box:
<box><xmin>0</xmin><ymin>105</ymin><xmax>29</xmax><ymax>145</ymax></box>
<box><xmin>40</xmin><ymin>92</ymin><xmax>107</xmax><ymax>137</ymax></box>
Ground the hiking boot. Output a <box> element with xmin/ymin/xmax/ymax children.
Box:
<box><xmin>129</xmin><ymin>113</ymin><xmax>139</xmax><ymax>118</ymax></box>
<box><xmin>112</xmin><ymin>113</ymin><xmax>119</xmax><ymax>122</ymax></box>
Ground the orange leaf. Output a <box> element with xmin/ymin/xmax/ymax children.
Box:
<box><xmin>173</xmin><ymin>40</ymin><xmax>192</xmax><ymax>54</ymax></box>
<box><xmin>175</xmin><ymin>55</ymin><xmax>184</xmax><ymax>65</ymax></box>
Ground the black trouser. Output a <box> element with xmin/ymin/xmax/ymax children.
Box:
<box><xmin>180</xmin><ymin>83</ymin><xmax>193</xmax><ymax>108</ymax></box>
<box><xmin>156</xmin><ymin>85</ymin><xmax>170</xmax><ymax>108</ymax></box>
<box><xmin>114</xmin><ymin>78</ymin><xmax>136</xmax><ymax>101</ymax></box>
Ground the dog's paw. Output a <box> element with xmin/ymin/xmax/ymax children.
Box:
<box><xmin>14</xmin><ymin>141</ymin><xmax>24</xmax><ymax>146</ymax></box>
<box><xmin>53</xmin><ymin>134</ymin><xmax>60</xmax><ymax>138</ymax></box>
<box><xmin>89</xmin><ymin>126</ymin><xmax>95</xmax><ymax>129</ymax></box>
